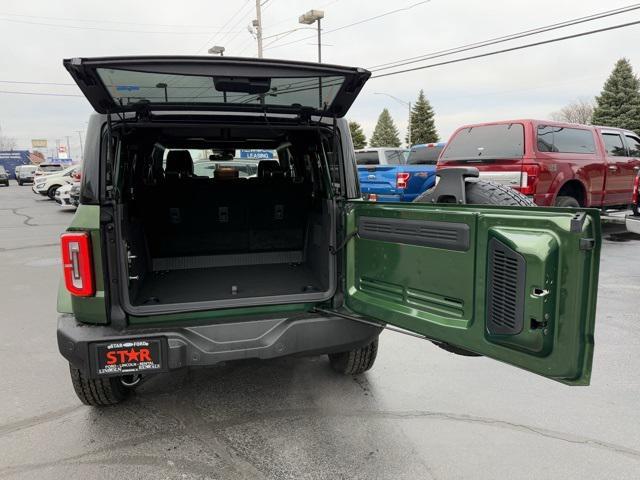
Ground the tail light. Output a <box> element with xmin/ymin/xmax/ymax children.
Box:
<box><xmin>61</xmin><ymin>232</ymin><xmax>94</xmax><ymax>296</ymax></box>
<box><xmin>632</xmin><ymin>173</ymin><xmax>639</xmax><ymax>206</ymax></box>
<box><xmin>72</xmin><ymin>170</ymin><xmax>82</xmax><ymax>181</ymax></box>
<box><xmin>396</xmin><ymin>172</ymin><xmax>411</xmax><ymax>189</ymax></box>
<box><xmin>368</xmin><ymin>193</ymin><xmax>378</xmax><ymax>202</ymax></box>
<box><xmin>518</xmin><ymin>164</ymin><xmax>540</xmax><ymax>195</ymax></box>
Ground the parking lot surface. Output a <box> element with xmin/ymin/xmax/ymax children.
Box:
<box><xmin>1</xmin><ymin>183</ymin><xmax>639</xmax><ymax>479</ymax></box>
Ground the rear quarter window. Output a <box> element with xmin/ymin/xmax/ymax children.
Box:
<box><xmin>440</xmin><ymin>124</ymin><xmax>524</xmax><ymax>161</ymax></box>
<box><xmin>537</xmin><ymin>126</ymin><xmax>596</xmax><ymax>154</ymax></box>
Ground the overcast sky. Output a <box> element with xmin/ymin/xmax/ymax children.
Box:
<box><xmin>1</xmin><ymin>0</ymin><xmax>639</xmax><ymax>158</ymax></box>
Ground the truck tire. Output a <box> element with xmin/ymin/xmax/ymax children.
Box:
<box><xmin>328</xmin><ymin>338</ymin><xmax>378</xmax><ymax>375</ymax></box>
<box><xmin>414</xmin><ymin>179</ymin><xmax>535</xmax><ymax>207</ymax></box>
<box><xmin>554</xmin><ymin>195</ymin><xmax>580</xmax><ymax>208</ymax></box>
<box><xmin>69</xmin><ymin>365</ymin><xmax>131</xmax><ymax>406</ymax></box>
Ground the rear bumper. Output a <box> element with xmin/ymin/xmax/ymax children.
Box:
<box><xmin>57</xmin><ymin>313</ymin><xmax>381</xmax><ymax>378</ymax></box>
<box><xmin>626</xmin><ymin>215</ymin><xmax>640</xmax><ymax>234</ymax></box>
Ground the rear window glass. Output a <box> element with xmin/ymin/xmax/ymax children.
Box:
<box><xmin>440</xmin><ymin>124</ymin><xmax>524</xmax><ymax>161</ymax></box>
<box><xmin>96</xmin><ymin>68</ymin><xmax>345</xmax><ymax>111</ymax></box>
<box><xmin>407</xmin><ymin>145</ymin><xmax>444</xmax><ymax>164</ymax></box>
<box><xmin>40</xmin><ymin>165</ymin><xmax>62</xmax><ymax>172</ymax></box>
<box><xmin>193</xmin><ymin>161</ymin><xmax>259</xmax><ymax>178</ymax></box>
<box><xmin>355</xmin><ymin>151</ymin><xmax>379</xmax><ymax>165</ymax></box>
<box><xmin>384</xmin><ymin>150</ymin><xmax>405</xmax><ymax>165</ymax></box>
<box><xmin>537</xmin><ymin>126</ymin><xmax>596</xmax><ymax>154</ymax></box>
<box><xmin>625</xmin><ymin>135</ymin><xmax>640</xmax><ymax>157</ymax></box>
<box><xmin>602</xmin><ymin>133</ymin><xmax>626</xmax><ymax>157</ymax></box>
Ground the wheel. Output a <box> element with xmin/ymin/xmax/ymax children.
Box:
<box><xmin>414</xmin><ymin>179</ymin><xmax>535</xmax><ymax>207</ymax></box>
<box><xmin>554</xmin><ymin>195</ymin><xmax>580</xmax><ymax>208</ymax></box>
<box><xmin>47</xmin><ymin>185</ymin><xmax>60</xmax><ymax>199</ymax></box>
<box><xmin>18</xmin><ymin>180</ymin><xmax>23</xmax><ymax>186</ymax></box>
<box><xmin>328</xmin><ymin>338</ymin><xmax>378</xmax><ymax>375</ymax></box>
<box><xmin>69</xmin><ymin>365</ymin><xmax>132</xmax><ymax>406</ymax></box>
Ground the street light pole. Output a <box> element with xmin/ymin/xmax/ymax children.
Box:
<box><xmin>317</xmin><ymin>18</ymin><xmax>322</xmax><ymax>63</ymax></box>
<box><xmin>374</xmin><ymin>92</ymin><xmax>412</xmax><ymax>146</ymax></box>
<box><xmin>299</xmin><ymin>9</ymin><xmax>324</xmax><ymax>63</ymax></box>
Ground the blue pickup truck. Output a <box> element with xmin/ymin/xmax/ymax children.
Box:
<box><xmin>356</xmin><ymin>143</ymin><xmax>445</xmax><ymax>202</ymax></box>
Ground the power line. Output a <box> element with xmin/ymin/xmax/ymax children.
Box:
<box><xmin>372</xmin><ymin>19</ymin><xmax>640</xmax><ymax>79</ymax></box>
<box><xmin>195</xmin><ymin>0</ymin><xmax>252</xmax><ymax>53</ymax></box>
<box><xmin>264</xmin><ymin>0</ymin><xmax>431</xmax><ymax>50</ymax></box>
<box><xmin>0</xmin><ymin>16</ymin><xmax>239</xmax><ymax>35</ymax></box>
<box><xmin>0</xmin><ymin>80</ymin><xmax>75</xmax><ymax>86</ymax></box>
<box><xmin>0</xmin><ymin>11</ymin><xmax>229</xmax><ymax>28</ymax></box>
<box><xmin>0</xmin><ymin>90</ymin><xmax>82</xmax><ymax>97</ymax></box>
<box><xmin>368</xmin><ymin>3</ymin><xmax>640</xmax><ymax>72</ymax></box>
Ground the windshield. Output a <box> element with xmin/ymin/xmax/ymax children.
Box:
<box><xmin>96</xmin><ymin>68</ymin><xmax>345</xmax><ymax>110</ymax></box>
<box><xmin>407</xmin><ymin>145</ymin><xmax>444</xmax><ymax>164</ymax></box>
<box><xmin>440</xmin><ymin>124</ymin><xmax>525</xmax><ymax>162</ymax></box>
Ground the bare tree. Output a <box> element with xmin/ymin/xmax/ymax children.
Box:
<box><xmin>550</xmin><ymin>98</ymin><xmax>595</xmax><ymax>125</ymax></box>
<box><xmin>0</xmin><ymin>123</ymin><xmax>17</xmax><ymax>150</ymax></box>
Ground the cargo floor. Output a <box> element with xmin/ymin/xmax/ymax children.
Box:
<box><xmin>132</xmin><ymin>263</ymin><xmax>325</xmax><ymax>306</ymax></box>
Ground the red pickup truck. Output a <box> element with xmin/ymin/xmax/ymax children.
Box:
<box><xmin>437</xmin><ymin>119</ymin><xmax>640</xmax><ymax>213</ymax></box>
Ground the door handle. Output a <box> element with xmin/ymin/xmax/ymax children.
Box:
<box><xmin>608</xmin><ymin>165</ymin><xmax>618</xmax><ymax>171</ymax></box>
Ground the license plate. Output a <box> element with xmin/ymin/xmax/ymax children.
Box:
<box><xmin>93</xmin><ymin>338</ymin><xmax>164</xmax><ymax>376</ymax></box>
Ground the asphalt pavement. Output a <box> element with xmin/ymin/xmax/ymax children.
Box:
<box><xmin>1</xmin><ymin>183</ymin><xmax>639</xmax><ymax>480</ymax></box>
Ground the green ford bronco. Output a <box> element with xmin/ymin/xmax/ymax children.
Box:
<box><xmin>57</xmin><ymin>56</ymin><xmax>601</xmax><ymax>406</ymax></box>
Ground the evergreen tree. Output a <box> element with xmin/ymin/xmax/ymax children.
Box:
<box><xmin>407</xmin><ymin>89</ymin><xmax>438</xmax><ymax>145</ymax></box>
<box><xmin>348</xmin><ymin>120</ymin><xmax>367</xmax><ymax>149</ymax></box>
<box><xmin>592</xmin><ymin>58</ymin><xmax>640</xmax><ymax>132</ymax></box>
<box><xmin>369</xmin><ymin>109</ymin><xmax>401</xmax><ymax>147</ymax></box>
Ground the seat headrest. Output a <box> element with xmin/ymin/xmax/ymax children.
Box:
<box><xmin>165</xmin><ymin>150</ymin><xmax>193</xmax><ymax>178</ymax></box>
<box><xmin>257</xmin><ymin>160</ymin><xmax>281</xmax><ymax>179</ymax></box>
<box><xmin>214</xmin><ymin>166</ymin><xmax>240</xmax><ymax>180</ymax></box>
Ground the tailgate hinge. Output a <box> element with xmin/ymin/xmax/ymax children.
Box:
<box><xmin>329</xmin><ymin>229</ymin><xmax>358</xmax><ymax>255</ymax></box>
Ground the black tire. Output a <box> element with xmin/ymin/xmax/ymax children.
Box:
<box><xmin>69</xmin><ymin>365</ymin><xmax>131</xmax><ymax>406</ymax></box>
<box><xmin>18</xmin><ymin>180</ymin><xmax>23</xmax><ymax>186</ymax></box>
<box><xmin>47</xmin><ymin>185</ymin><xmax>60</xmax><ymax>199</ymax></box>
<box><xmin>554</xmin><ymin>195</ymin><xmax>580</xmax><ymax>208</ymax></box>
<box><xmin>328</xmin><ymin>338</ymin><xmax>378</xmax><ymax>375</ymax></box>
<box><xmin>415</xmin><ymin>180</ymin><xmax>535</xmax><ymax>207</ymax></box>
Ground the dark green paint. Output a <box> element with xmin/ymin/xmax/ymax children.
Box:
<box><xmin>345</xmin><ymin>202</ymin><xmax>600</xmax><ymax>385</ymax></box>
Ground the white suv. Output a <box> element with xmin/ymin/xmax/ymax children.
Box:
<box><xmin>32</xmin><ymin>165</ymin><xmax>79</xmax><ymax>199</ymax></box>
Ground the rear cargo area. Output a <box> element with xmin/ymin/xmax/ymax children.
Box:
<box><xmin>113</xmin><ymin>123</ymin><xmax>336</xmax><ymax>313</ymax></box>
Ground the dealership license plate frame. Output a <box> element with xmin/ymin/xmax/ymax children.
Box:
<box><xmin>91</xmin><ymin>337</ymin><xmax>168</xmax><ymax>377</ymax></box>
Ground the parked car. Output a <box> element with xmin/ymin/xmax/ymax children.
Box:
<box><xmin>16</xmin><ymin>165</ymin><xmax>37</xmax><ymax>185</ymax></box>
<box><xmin>57</xmin><ymin>55</ymin><xmax>600</xmax><ymax>406</ymax></box>
<box><xmin>0</xmin><ymin>166</ymin><xmax>9</xmax><ymax>186</ymax></box>
<box><xmin>69</xmin><ymin>182</ymin><xmax>80</xmax><ymax>207</ymax></box>
<box><xmin>54</xmin><ymin>183</ymin><xmax>75</xmax><ymax>207</ymax></box>
<box><xmin>32</xmin><ymin>165</ymin><xmax>78</xmax><ymax>199</ymax></box>
<box><xmin>33</xmin><ymin>163</ymin><xmax>64</xmax><ymax>180</ymax></box>
<box><xmin>357</xmin><ymin>144</ymin><xmax>443</xmax><ymax>202</ymax></box>
<box><xmin>438</xmin><ymin>119</ymin><xmax>640</xmax><ymax>211</ymax></box>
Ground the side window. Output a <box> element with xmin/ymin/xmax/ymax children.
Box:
<box><xmin>537</xmin><ymin>126</ymin><xmax>595</xmax><ymax>154</ymax></box>
<box><xmin>625</xmin><ymin>135</ymin><xmax>640</xmax><ymax>157</ymax></box>
<box><xmin>537</xmin><ymin>126</ymin><xmax>555</xmax><ymax>152</ymax></box>
<box><xmin>384</xmin><ymin>150</ymin><xmax>404</xmax><ymax>165</ymax></box>
<box><xmin>602</xmin><ymin>133</ymin><xmax>626</xmax><ymax>157</ymax></box>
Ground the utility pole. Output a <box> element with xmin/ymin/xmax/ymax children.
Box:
<box><xmin>254</xmin><ymin>0</ymin><xmax>263</xmax><ymax>58</ymax></box>
<box><xmin>76</xmin><ymin>130</ymin><xmax>84</xmax><ymax>161</ymax></box>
